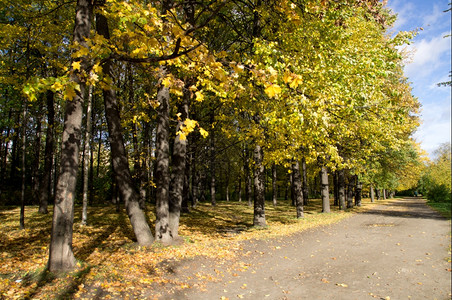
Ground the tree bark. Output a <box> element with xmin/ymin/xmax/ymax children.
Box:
<box><xmin>154</xmin><ymin>67</ymin><xmax>172</xmax><ymax>244</ymax></box>
<box><xmin>39</xmin><ymin>91</ymin><xmax>54</xmax><ymax>214</ymax></box>
<box><xmin>338</xmin><ymin>169</ymin><xmax>346</xmax><ymax>210</ymax></box>
<box><xmin>81</xmin><ymin>86</ymin><xmax>92</xmax><ymax>225</ymax></box>
<box><xmin>209</xmin><ymin>112</ymin><xmax>216</xmax><ymax>206</ymax></box>
<box><xmin>253</xmin><ymin>144</ymin><xmax>266</xmax><ymax>226</ymax></box>
<box><xmin>272</xmin><ymin>163</ymin><xmax>277</xmax><ymax>206</ymax></box>
<box><xmin>48</xmin><ymin>0</ymin><xmax>92</xmax><ymax>272</ymax></box>
<box><xmin>346</xmin><ymin>177</ymin><xmax>354</xmax><ymax>209</ymax></box>
<box><xmin>292</xmin><ymin>160</ymin><xmax>304</xmax><ymax>218</ymax></box>
<box><xmin>370</xmin><ymin>184</ymin><xmax>375</xmax><ymax>203</ymax></box>
<box><xmin>20</xmin><ymin>101</ymin><xmax>26</xmax><ymax>229</ymax></box>
<box><xmin>301</xmin><ymin>157</ymin><xmax>309</xmax><ymax>206</ymax></box>
<box><xmin>168</xmin><ymin>87</ymin><xmax>189</xmax><ymax>239</ymax></box>
<box><xmin>320</xmin><ymin>165</ymin><xmax>330</xmax><ymax>213</ymax></box>
<box><xmin>354</xmin><ymin>176</ymin><xmax>362</xmax><ymax>207</ymax></box>
<box><xmin>96</xmin><ymin>13</ymin><xmax>154</xmax><ymax>246</ymax></box>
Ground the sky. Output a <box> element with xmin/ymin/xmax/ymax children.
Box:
<box><xmin>386</xmin><ymin>0</ymin><xmax>451</xmax><ymax>159</ymax></box>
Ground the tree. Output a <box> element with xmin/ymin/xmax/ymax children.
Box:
<box><xmin>48</xmin><ymin>0</ymin><xmax>93</xmax><ymax>272</ymax></box>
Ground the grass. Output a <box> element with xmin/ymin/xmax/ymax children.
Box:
<box><xmin>0</xmin><ymin>198</ymin><xmax>371</xmax><ymax>299</ymax></box>
<box><xmin>426</xmin><ymin>201</ymin><xmax>452</xmax><ymax>219</ymax></box>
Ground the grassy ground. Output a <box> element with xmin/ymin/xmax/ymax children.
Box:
<box><xmin>426</xmin><ymin>201</ymin><xmax>452</xmax><ymax>219</ymax></box>
<box><xmin>0</xmin><ymin>198</ymin><xmax>375</xmax><ymax>299</ymax></box>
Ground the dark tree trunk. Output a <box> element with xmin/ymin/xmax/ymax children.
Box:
<box><xmin>320</xmin><ymin>165</ymin><xmax>330</xmax><ymax>213</ymax></box>
<box><xmin>38</xmin><ymin>91</ymin><xmax>54</xmax><ymax>214</ymax></box>
<box><xmin>81</xmin><ymin>86</ymin><xmax>92</xmax><ymax>225</ymax></box>
<box><xmin>48</xmin><ymin>0</ymin><xmax>93</xmax><ymax>272</ymax></box>
<box><xmin>32</xmin><ymin>110</ymin><xmax>42</xmax><ymax>205</ymax></box>
<box><xmin>272</xmin><ymin>163</ymin><xmax>277</xmax><ymax>206</ymax></box>
<box><xmin>154</xmin><ymin>67</ymin><xmax>172</xmax><ymax>243</ymax></box>
<box><xmin>168</xmin><ymin>87</ymin><xmax>189</xmax><ymax>238</ymax></box>
<box><xmin>333</xmin><ymin>171</ymin><xmax>339</xmax><ymax>206</ymax></box>
<box><xmin>253</xmin><ymin>144</ymin><xmax>266</xmax><ymax>226</ymax></box>
<box><xmin>370</xmin><ymin>184</ymin><xmax>375</xmax><ymax>203</ymax></box>
<box><xmin>338</xmin><ymin>169</ymin><xmax>346</xmax><ymax>210</ymax></box>
<box><xmin>191</xmin><ymin>154</ymin><xmax>199</xmax><ymax>207</ymax></box>
<box><xmin>244</xmin><ymin>146</ymin><xmax>252</xmax><ymax>206</ymax></box>
<box><xmin>346</xmin><ymin>177</ymin><xmax>354</xmax><ymax>209</ymax></box>
<box><xmin>301</xmin><ymin>157</ymin><xmax>309</xmax><ymax>206</ymax></box>
<box><xmin>96</xmin><ymin>13</ymin><xmax>154</xmax><ymax>246</ymax></box>
<box><xmin>354</xmin><ymin>176</ymin><xmax>362</xmax><ymax>207</ymax></box>
<box><xmin>209</xmin><ymin>112</ymin><xmax>216</xmax><ymax>206</ymax></box>
<box><xmin>20</xmin><ymin>102</ymin><xmax>26</xmax><ymax>229</ymax></box>
<box><xmin>292</xmin><ymin>160</ymin><xmax>304</xmax><ymax>218</ymax></box>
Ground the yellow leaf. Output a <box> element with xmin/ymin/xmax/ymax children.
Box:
<box><xmin>199</xmin><ymin>128</ymin><xmax>209</xmax><ymax>138</ymax></box>
<box><xmin>72</xmin><ymin>61</ymin><xmax>81</xmax><ymax>71</ymax></box>
<box><xmin>93</xmin><ymin>63</ymin><xmax>103</xmax><ymax>74</ymax></box>
<box><xmin>195</xmin><ymin>91</ymin><xmax>204</xmax><ymax>102</ymax></box>
<box><xmin>264</xmin><ymin>84</ymin><xmax>281</xmax><ymax>98</ymax></box>
<box><xmin>176</xmin><ymin>131</ymin><xmax>187</xmax><ymax>141</ymax></box>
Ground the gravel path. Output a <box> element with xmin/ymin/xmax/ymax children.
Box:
<box><xmin>165</xmin><ymin>198</ymin><xmax>451</xmax><ymax>300</ymax></box>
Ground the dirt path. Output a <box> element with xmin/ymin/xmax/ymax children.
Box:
<box><xmin>161</xmin><ymin>198</ymin><xmax>451</xmax><ymax>300</ymax></box>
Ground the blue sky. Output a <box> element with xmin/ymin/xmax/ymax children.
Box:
<box><xmin>386</xmin><ymin>0</ymin><xmax>451</xmax><ymax>159</ymax></box>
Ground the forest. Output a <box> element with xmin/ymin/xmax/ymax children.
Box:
<box><xmin>1</xmin><ymin>0</ymin><xmax>436</xmax><ymax>278</ymax></box>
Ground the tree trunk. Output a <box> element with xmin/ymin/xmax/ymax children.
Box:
<box><xmin>346</xmin><ymin>177</ymin><xmax>354</xmax><ymax>209</ymax></box>
<box><xmin>39</xmin><ymin>91</ymin><xmax>54</xmax><ymax>214</ymax></box>
<box><xmin>48</xmin><ymin>0</ymin><xmax>92</xmax><ymax>272</ymax></box>
<box><xmin>301</xmin><ymin>157</ymin><xmax>309</xmax><ymax>206</ymax></box>
<box><xmin>354</xmin><ymin>176</ymin><xmax>362</xmax><ymax>207</ymax></box>
<box><xmin>320</xmin><ymin>165</ymin><xmax>330</xmax><ymax>213</ymax></box>
<box><xmin>209</xmin><ymin>112</ymin><xmax>216</xmax><ymax>206</ymax></box>
<box><xmin>292</xmin><ymin>160</ymin><xmax>304</xmax><ymax>218</ymax></box>
<box><xmin>272</xmin><ymin>163</ymin><xmax>277</xmax><ymax>206</ymax></box>
<box><xmin>168</xmin><ymin>87</ymin><xmax>189</xmax><ymax>239</ymax></box>
<box><xmin>253</xmin><ymin>144</ymin><xmax>266</xmax><ymax>226</ymax></box>
<box><xmin>81</xmin><ymin>86</ymin><xmax>92</xmax><ymax>225</ymax></box>
<box><xmin>154</xmin><ymin>67</ymin><xmax>172</xmax><ymax>243</ymax></box>
<box><xmin>370</xmin><ymin>184</ymin><xmax>375</xmax><ymax>203</ymax></box>
<box><xmin>32</xmin><ymin>109</ymin><xmax>42</xmax><ymax>205</ymax></box>
<box><xmin>338</xmin><ymin>169</ymin><xmax>346</xmax><ymax>210</ymax></box>
<box><xmin>383</xmin><ymin>188</ymin><xmax>387</xmax><ymax>200</ymax></box>
<box><xmin>96</xmin><ymin>13</ymin><xmax>154</xmax><ymax>246</ymax></box>
<box><xmin>244</xmin><ymin>146</ymin><xmax>252</xmax><ymax>206</ymax></box>
<box><xmin>20</xmin><ymin>102</ymin><xmax>26</xmax><ymax>229</ymax></box>
<box><xmin>333</xmin><ymin>171</ymin><xmax>338</xmax><ymax>206</ymax></box>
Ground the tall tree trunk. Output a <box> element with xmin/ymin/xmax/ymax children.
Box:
<box><xmin>383</xmin><ymin>188</ymin><xmax>387</xmax><ymax>200</ymax></box>
<box><xmin>370</xmin><ymin>184</ymin><xmax>375</xmax><ymax>203</ymax></box>
<box><xmin>333</xmin><ymin>171</ymin><xmax>339</xmax><ymax>206</ymax></box>
<box><xmin>81</xmin><ymin>86</ymin><xmax>92</xmax><ymax>225</ymax></box>
<box><xmin>346</xmin><ymin>177</ymin><xmax>354</xmax><ymax>209</ymax></box>
<box><xmin>168</xmin><ymin>87</ymin><xmax>189</xmax><ymax>239</ymax></box>
<box><xmin>48</xmin><ymin>0</ymin><xmax>92</xmax><ymax>272</ymax></box>
<box><xmin>244</xmin><ymin>146</ymin><xmax>252</xmax><ymax>206</ymax></box>
<box><xmin>338</xmin><ymin>169</ymin><xmax>346</xmax><ymax>210</ymax></box>
<box><xmin>154</xmin><ymin>67</ymin><xmax>172</xmax><ymax>243</ymax></box>
<box><xmin>209</xmin><ymin>112</ymin><xmax>216</xmax><ymax>206</ymax></box>
<box><xmin>191</xmin><ymin>154</ymin><xmax>199</xmax><ymax>207</ymax></box>
<box><xmin>96</xmin><ymin>13</ymin><xmax>154</xmax><ymax>246</ymax></box>
<box><xmin>39</xmin><ymin>91</ymin><xmax>54</xmax><ymax>214</ymax></box>
<box><xmin>32</xmin><ymin>110</ymin><xmax>42</xmax><ymax>205</ymax></box>
<box><xmin>253</xmin><ymin>144</ymin><xmax>266</xmax><ymax>226</ymax></box>
<box><xmin>20</xmin><ymin>101</ymin><xmax>26</xmax><ymax>230</ymax></box>
<box><xmin>354</xmin><ymin>176</ymin><xmax>362</xmax><ymax>207</ymax></box>
<box><xmin>320</xmin><ymin>165</ymin><xmax>330</xmax><ymax>213</ymax></box>
<box><xmin>272</xmin><ymin>163</ymin><xmax>277</xmax><ymax>206</ymax></box>
<box><xmin>301</xmin><ymin>157</ymin><xmax>308</xmax><ymax>206</ymax></box>
<box><xmin>292</xmin><ymin>160</ymin><xmax>304</xmax><ymax>218</ymax></box>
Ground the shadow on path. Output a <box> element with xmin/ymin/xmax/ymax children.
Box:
<box><xmin>361</xmin><ymin>197</ymin><xmax>446</xmax><ymax>221</ymax></box>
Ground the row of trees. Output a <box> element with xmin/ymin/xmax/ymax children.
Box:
<box><xmin>0</xmin><ymin>0</ymin><xmax>423</xmax><ymax>271</ymax></box>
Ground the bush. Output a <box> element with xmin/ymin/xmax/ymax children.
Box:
<box><xmin>425</xmin><ymin>184</ymin><xmax>451</xmax><ymax>203</ymax></box>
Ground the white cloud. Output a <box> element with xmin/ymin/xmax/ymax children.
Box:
<box><xmin>404</xmin><ymin>32</ymin><xmax>451</xmax><ymax>80</ymax></box>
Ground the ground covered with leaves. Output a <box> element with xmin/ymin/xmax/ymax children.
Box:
<box><xmin>0</xmin><ymin>198</ymin><xmax>364</xmax><ymax>299</ymax></box>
